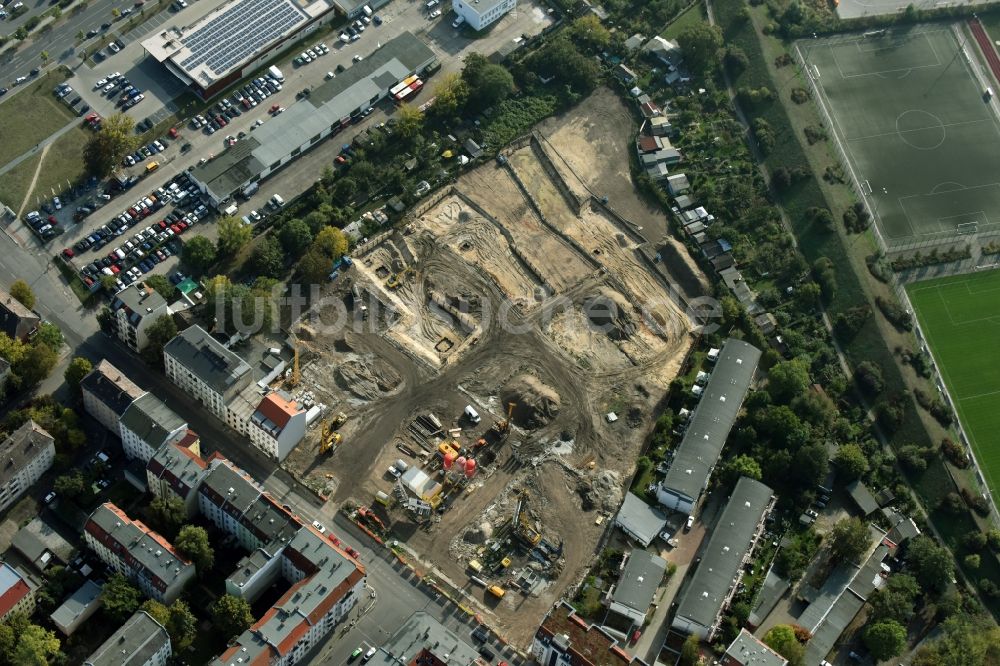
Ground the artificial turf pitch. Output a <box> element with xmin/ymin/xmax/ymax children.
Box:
<box><xmin>907</xmin><ymin>269</ymin><xmax>1000</xmax><ymax>502</ymax></box>
<box><xmin>801</xmin><ymin>26</ymin><xmax>1000</xmax><ymax>247</ymax></box>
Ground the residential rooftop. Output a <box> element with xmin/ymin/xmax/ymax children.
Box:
<box><xmin>611</xmin><ymin>550</ymin><xmax>666</xmax><ymax>614</ymax></box>
<box><xmin>120</xmin><ymin>394</ymin><xmax>186</xmax><ymax>446</ymax></box>
<box><xmin>537</xmin><ymin>601</ymin><xmax>634</xmax><ymax>666</ymax></box>
<box><xmin>0</xmin><ymin>562</ymin><xmax>31</xmax><ymax>618</ymax></box>
<box><xmin>723</xmin><ymin>628</ymin><xmax>787</xmax><ymax>666</ymax></box>
<box><xmin>164</xmin><ymin>325</ymin><xmax>253</xmax><ymax>394</ymax></box>
<box><xmin>84</xmin><ymin>610</ymin><xmax>170</xmax><ymax>666</ymax></box>
<box><xmin>80</xmin><ymin>360</ymin><xmax>146</xmax><ymax>417</ymax></box>
<box><xmin>0</xmin><ymin>420</ymin><xmax>55</xmax><ymax>487</ymax></box>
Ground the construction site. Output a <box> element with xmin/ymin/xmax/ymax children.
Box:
<box><xmin>280</xmin><ymin>89</ymin><xmax>705</xmax><ymax>643</ymax></box>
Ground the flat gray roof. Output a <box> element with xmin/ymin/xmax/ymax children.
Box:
<box><xmin>192</xmin><ymin>31</ymin><xmax>435</xmax><ymax>200</ymax></box>
<box><xmin>615</xmin><ymin>492</ymin><xmax>667</xmax><ymax>546</ymax></box>
<box><xmin>368</xmin><ymin>611</ymin><xmax>482</xmax><ymax>666</ymax></box>
<box><xmin>674</xmin><ymin>477</ymin><xmax>773</xmax><ymax>634</ymax></box>
<box><xmin>724</xmin><ymin>628</ymin><xmax>787</xmax><ymax>666</ymax></box>
<box><xmin>164</xmin><ymin>325</ymin><xmax>253</xmax><ymax>395</ymax></box>
<box><xmin>51</xmin><ymin>580</ymin><xmax>103</xmax><ymax>633</ymax></box>
<box><xmin>611</xmin><ymin>549</ymin><xmax>666</xmax><ymax>613</ymax></box>
<box><xmin>120</xmin><ymin>394</ymin><xmax>186</xmax><ymax>447</ymax></box>
<box><xmin>661</xmin><ymin>338</ymin><xmax>761</xmax><ymax>503</ymax></box>
<box><xmin>84</xmin><ymin>610</ymin><xmax>170</xmax><ymax>666</ymax></box>
<box><xmin>846</xmin><ymin>480</ymin><xmax>879</xmax><ymax>516</ymax></box>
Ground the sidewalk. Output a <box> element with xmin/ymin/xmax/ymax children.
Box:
<box><xmin>0</xmin><ymin>118</ymin><xmax>78</xmax><ymax>177</ymax></box>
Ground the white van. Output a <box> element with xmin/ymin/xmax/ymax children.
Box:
<box><xmin>223</xmin><ymin>202</ymin><xmax>238</xmax><ymax>216</ymax></box>
<box><xmin>362</xmin><ymin>4</ymin><xmax>372</xmax><ymax>16</ymax></box>
<box><xmin>270</xmin><ymin>193</ymin><xmax>285</xmax><ymax>208</ymax></box>
<box><xmin>464</xmin><ymin>405</ymin><xmax>480</xmax><ymax>424</ymax></box>
<box><xmin>268</xmin><ymin>65</ymin><xmax>284</xmax><ymax>82</ymax></box>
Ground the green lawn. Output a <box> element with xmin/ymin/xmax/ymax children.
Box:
<box><xmin>662</xmin><ymin>2</ymin><xmax>705</xmax><ymax>40</ymax></box>
<box><xmin>0</xmin><ymin>69</ymin><xmax>75</xmax><ymax>168</ymax></box>
<box><xmin>0</xmin><ymin>125</ymin><xmax>90</xmax><ymax>212</ymax></box>
<box><xmin>907</xmin><ymin>269</ymin><xmax>1000</xmax><ymax>504</ymax></box>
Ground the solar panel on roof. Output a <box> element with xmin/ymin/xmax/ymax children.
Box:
<box><xmin>178</xmin><ymin>0</ymin><xmax>306</xmax><ymax>77</ymax></box>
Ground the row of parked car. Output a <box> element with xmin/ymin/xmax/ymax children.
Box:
<box><xmin>67</xmin><ymin>173</ymin><xmax>209</xmax><ymax>292</ymax></box>
<box><xmin>293</xmin><ymin>41</ymin><xmax>331</xmax><ymax>65</ymax></box>
<box><xmin>123</xmin><ymin>139</ymin><xmax>166</xmax><ymax>166</ymax></box>
<box><xmin>53</xmin><ymin>81</ymin><xmax>93</xmax><ymax>117</ymax></box>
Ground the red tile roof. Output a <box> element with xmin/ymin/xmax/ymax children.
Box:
<box><xmin>0</xmin><ymin>572</ymin><xmax>29</xmax><ymax>618</ymax></box>
<box><xmin>254</xmin><ymin>393</ymin><xmax>301</xmax><ymax>429</ymax></box>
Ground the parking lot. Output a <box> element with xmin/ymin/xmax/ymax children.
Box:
<box><xmin>7</xmin><ymin>0</ymin><xmax>554</xmax><ymax>296</ymax></box>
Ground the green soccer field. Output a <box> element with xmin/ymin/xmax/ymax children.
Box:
<box><xmin>800</xmin><ymin>26</ymin><xmax>1000</xmax><ymax>248</ymax></box>
<box><xmin>907</xmin><ymin>269</ymin><xmax>1000</xmax><ymax>502</ymax></box>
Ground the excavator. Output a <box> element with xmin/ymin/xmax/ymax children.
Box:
<box><xmin>319</xmin><ymin>419</ymin><xmax>342</xmax><ymax>455</ymax></box>
<box><xmin>478</xmin><ymin>402</ymin><xmax>516</xmax><ymax>448</ymax></box>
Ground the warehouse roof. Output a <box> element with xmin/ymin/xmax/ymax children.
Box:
<box><xmin>660</xmin><ymin>339</ymin><xmax>761</xmax><ymax>504</ymax></box>
<box><xmin>673</xmin><ymin>477</ymin><xmax>773</xmax><ymax>636</ymax></box>
<box><xmin>192</xmin><ymin>31</ymin><xmax>434</xmax><ymax>200</ymax></box>
<box><xmin>142</xmin><ymin>0</ymin><xmax>334</xmax><ymax>87</ymax></box>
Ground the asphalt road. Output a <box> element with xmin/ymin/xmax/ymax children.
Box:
<box><xmin>0</xmin><ymin>0</ymin><xmax>154</xmax><ymax>87</ymax></box>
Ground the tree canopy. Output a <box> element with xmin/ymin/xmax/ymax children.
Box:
<box><xmin>83</xmin><ymin>113</ymin><xmax>140</xmax><ymax>177</ymax></box>
<box><xmin>863</xmin><ymin>619</ymin><xmax>907</xmax><ymax>661</ymax></box>
<box><xmin>906</xmin><ymin>536</ymin><xmax>954</xmax><ymax>593</ymax></box>
<box><xmin>211</xmin><ymin>594</ymin><xmax>254</xmax><ymax>639</ymax></box>
<box><xmin>833</xmin><ymin>442</ymin><xmax>869</xmax><ymax>479</ymax></box>
<box><xmin>64</xmin><ymin>357</ymin><xmax>92</xmax><ymax>397</ymax></box>
<box><xmin>278</xmin><ymin>218</ymin><xmax>314</xmax><ymax>256</ymax></box>
<box><xmin>676</xmin><ymin>23</ymin><xmax>724</xmax><ymax>74</ymax></box>
<box><xmin>175</xmin><ymin>525</ymin><xmax>214</xmax><ymax>573</ymax></box>
<box><xmin>829</xmin><ymin>517</ymin><xmax>871</xmax><ymax>563</ymax></box>
<box><xmin>762</xmin><ymin>624</ymin><xmax>804</xmax><ymax>666</ymax></box>
<box><xmin>102</xmin><ymin>574</ymin><xmax>141</xmax><ymax>622</ymax></box>
<box><xmin>217</xmin><ymin>216</ymin><xmax>252</xmax><ymax>256</ymax></box>
<box><xmin>183</xmin><ymin>235</ymin><xmax>218</xmax><ymax>273</ymax></box>
<box><xmin>249</xmin><ymin>236</ymin><xmax>286</xmax><ymax>279</ymax></box>
<box><xmin>9</xmin><ymin>280</ymin><xmax>35</xmax><ymax>310</ymax></box>
<box><xmin>462</xmin><ymin>53</ymin><xmax>515</xmax><ymax>114</ymax></box>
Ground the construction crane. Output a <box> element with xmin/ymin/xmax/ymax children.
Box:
<box><xmin>287</xmin><ymin>344</ymin><xmax>300</xmax><ymax>388</ymax></box>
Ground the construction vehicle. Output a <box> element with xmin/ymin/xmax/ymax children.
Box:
<box><xmin>491</xmin><ymin>402</ymin><xmax>516</xmax><ymax>438</ymax></box>
<box><xmin>513</xmin><ymin>489</ymin><xmax>541</xmax><ymax>547</ymax></box>
<box><xmin>331</xmin><ymin>412</ymin><xmax>348</xmax><ymax>428</ymax></box>
<box><xmin>319</xmin><ymin>420</ymin><xmax>342</xmax><ymax>454</ymax></box>
<box><xmin>487</xmin><ymin>585</ymin><xmax>506</xmax><ymax>599</ymax></box>
<box><xmin>357</xmin><ymin>506</ymin><xmax>386</xmax><ymax>531</ymax></box>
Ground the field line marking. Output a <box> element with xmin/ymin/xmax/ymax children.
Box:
<box><xmin>959</xmin><ymin>387</ymin><xmax>1000</xmax><ymax>402</ymax></box>
<box><xmin>845</xmin><ymin>117</ymin><xmax>987</xmax><ymax>143</ymax></box>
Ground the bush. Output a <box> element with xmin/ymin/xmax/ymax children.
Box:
<box><xmin>875</xmin><ymin>296</ymin><xmax>913</xmax><ymax>331</ymax></box>
<box><xmin>833</xmin><ymin>304</ymin><xmax>871</xmax><ymax>340</ymax></box>
<box><xmin>790</xmin><ymin>87</ymin><xmax>810</xmax><ymax>104</ymax></box>
<box><xmin>891</xmin><ymin>246</ymin><xmax>971</xmax><ymax>271</ymax></box>
<box><xmin>804</xmin><ymin>125</ymin><xmax>827</xmax><ymax>144</ymax></box>
<box><xmin>913</xmin><ymin>388</ymin><xmax>952</xmax><ymax>427</ymax></box>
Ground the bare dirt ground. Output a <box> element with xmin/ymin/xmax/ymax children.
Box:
<box><xmin>282</xmin><ymin>89</ymin><xmax>709</xmax><ymax>645</ymax></box>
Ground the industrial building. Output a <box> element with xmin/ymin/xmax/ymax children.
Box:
<box><xmin>655</xmin><ymin>339</ymin><xmax>761</xmax><ymax>515</ymax></box>
<box><xmin>452</xmin><ymin>0</ymin><xmax>516</xmax><ymax>30</ymax></box>
<box><xmin>189</xmin><ymin>31</ymin><xmax>436</xmax><ymax>206</ymax></box>
<box><xmin>671</xmin><ymin>477</ymin><xmax>774</xmax><ymax>640</ymax></box>
<box><xmin>142</xmin><ymin>0</ymin><xmax>340</xmax><ymax>99</ymax></box>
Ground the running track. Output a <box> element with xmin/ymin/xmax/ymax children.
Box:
<box><xmin>969</xmin><ymin>18</ymin><xmax>1000</xmax><ymax>85</ymax></box>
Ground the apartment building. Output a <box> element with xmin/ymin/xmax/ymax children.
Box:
<box><xmin>145</xmin><ymin>432</ymin><xmax>208</xmax><ymax>518</ymax></box>
<box><xmin>84</xmin><ymin>610</ymin><xmax>171</xmax><ymax>666</ymax></box>
<box><xmin>246</xmin><ymin>392</ymin><xmax>307</xmax><ymax>461</ymax></box>
<box><xmin>0</xmin><ymin>562</ymin><xmax>35</xmax><ymax>622</ymax></box>
<box><xmin>110</xmin><ymin>282</ymin><xmax>170</xmax><ymax>351</ymax></box>
<box><xmin>80</xmin><ymin>360</ymin><xmax>147</xmax><ymax>434</ymax></box>
<box><xmin>163</xmin><ymin>325</ymin><xmax>253</xmax><ymax>420</ymax></box>
<box><xmin>83</xmin><ymin>503</ymin><xmax>196</xmax><ymax>604</ymax></box>
<box><xmin>532</xmin><ymin>601</ymin><xmax>641</xmax><ymax>666</ymax></box>
<box><xmin>0</xmin><ymin>287</ymin><xmax>40</xmax><ymax>341</ymax></box>
<box><xmin>119</xmin><ymin>394</ymin><xmax>188</xmax><ymax>463</ymax></box>
<box><xmin>0</xmin><ymin>421</ymin><xmax>55</xmax><ymax>514</ymax></box>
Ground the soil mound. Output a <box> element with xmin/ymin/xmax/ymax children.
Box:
<box><xmin>336</xmin><ymin>356</ymin><xmax>402</xmax><ymax>400</ymax></box>
<box><xmin>585</xmin><ymin>288</ymin><xmax>637</xmax><ymax>341</ymax></box>
<box><xmin>502</xmin><ymin>374</ymin><xmax>561</xmax><ymax>428</ymax></box>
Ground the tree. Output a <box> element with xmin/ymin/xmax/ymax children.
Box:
<box><xmin>141</xmin><ymin>600</ymin><xmax>196</xmax><ymax>651</ymax></box>
<box><xmin>567</xmin><ymin>14</ymin><xmax>610</xmax><ymax>50</ymax></box>
<box><xmin>0</xmin><ymin>332</ymin><xmax>28</xmax><ymax>366</ymax></box>
<box><xmin>834</xmin><ymin>443</ymin><xmax>869</xmax><ymax>479</ymax></box>
<box><xmin>314</xmin><ymin>227</ymin><xmax>348</xmax><ymax>259</ymax></box>
<box><xmin>34</xmin><ymin>322</ymin><xmax>63</xmax><ymax>350</ymax></box>
<box><xmin>39</xmin><ymin>50</ymin><xmax>49</xmax><ymax>65</ymax></box>
<box><xmin>678</xmin><ymin>634</ymin><xmax>700</xmax><ymax>665</ymax></box>
<box><xmin>203</xmin><ymin>275</ymin><xmax>277</xmax><ymax>335</ymax></box>
<box><xmin>53</xmin><ymin>470</ymin><xmax>86</xmax><ymax>499</ymax></box>
<box><xmin>913</xmin><ymin>617</ymin><xmax>1000</xmax><ymax>666</ymax></box>
<box><xmin>64</xmin><ymin>357</ymin><xmax>92</xmax><ymax>397</ymax></box>
<box><xmin>906</xmin><ymin>536</ymin><xmax>954</xmax><ymax>593</ymax></box>
<box><xmin>149</xmin><ymin>495</ymin><xmax>186</xmax><ymax>538</ymax></box>
<box><xmin>677</xmin><ymin>23</ymin><xmax>724</xmax><ymax>74</ymax></box>
<box><xmin>9</xmin><ymin>280</ymin><xmax>35</xmax><ymax>309</ymax></box>
<box><xmin>298</xmin><ymin>248</ymin><xmax>333</xmax><ymax>284</ymax></box>
<box><xmin>102</xmin><ymin>574</ymin><xmax>141</xmax><ymax>622</ymax></box>
<box><xmin>249</xmin><ymin>236</ymin><xmax>286</xmax><ymax>279</ymax></box>
<box><xmin>11</xmin><ymin>623</ymin><xmax>60</xmax><ymax>666</ymax></box>
<box><xmin>462</xmin><ymin>54</ymin><xmax>515</xmax><ymax>114</ymax></box>
<box><xmin>83</xmin><ymin>113</ymin><xmax>139</xmax><ymax>177</ymax></box>
<box><xmin>526</xmin><ymin>36</ymin><xmax>599</xmax><ymax>97</ymax></box>
<box><xmin>767</xmin><ymin>358</ymin><xmax>810</xmax><ymax>403</ymax></box>
<box><xmin>429</xmin><ymin>72</ymin><xmax>468</xmax><ymax>119</ymax></box>
<box><xmin>175</xmin><ymin>525</ymin><xmax>214</xmax><ymax>573</ymax></box>
<box><xmin>211</xmin><ymin>594</ymin><xmax>254</xmax><ymax>639</ymax></box>
<box><xmin>142</xmin><ymin>314</ymin><xmax>177</xmax><ymax>365</ymax></box>
<box><xmin>869</xmin><ymin>573</ymin><xmax>920</xmax><ymax>623</ymax></box>
<box><xmin>762</xmin><ymin>625</ymin><xmax>804</xmax><ymax>666</ymax></box>
<box><xmin>278</xmin><ymin>218</ymin><xmax>314</xmax><ymax>256</ymax></box>
<box><xmin>183</xmin><ymin>235</ymin><xmax>218</xmax><ymax>273</ymax></box>
<box><xmin>829</xmin><ymin>517</ymin><xmax>871</xmax><ymax>563</ymax></box>
<box><xmin>395</xmin><ymin>103</ymin><xmax>425</xmax><ymax>139</ymax></box>
<box><xmin>217</xmin><ymin>216</ymin><xmax>252</xmax><ymax>256</ymax></box>
<box><xmin>332</xmin><ymin>177</ymin><xmax>358</xmax><ymax>203</ymax></box>
<box><xmin>864</xmin><ymin>619</ymin><xmax>906</xmax><ymax>661</ymax></box>
<box><xmin>719</xmin><ymin>454</ymin><xmax>762</xmax><ymax>488</ymax></box>
<box><xmin>16</xmin><ymin>343</ymin><xmax>57</xmax><ymax>388</ymax></box>
<box><xmin>854</xmin><ymin>361</ymin><xmax>884</xmax><ymax>396</ymax></box>
<box><xmin>144</xmin><ymin>274</ymin><xmax>175</xmax><ymax>300</ymax></box>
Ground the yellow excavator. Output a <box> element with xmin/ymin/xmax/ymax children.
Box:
<box><xmin>319</xmin><ymin>420</ymin><xmax>342</xmax><ymax>455</ymax></box>
<box><xmin>513</xmin><ymin>489</ymin><xmax>541</xmax><ymax>547</ymax></box>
